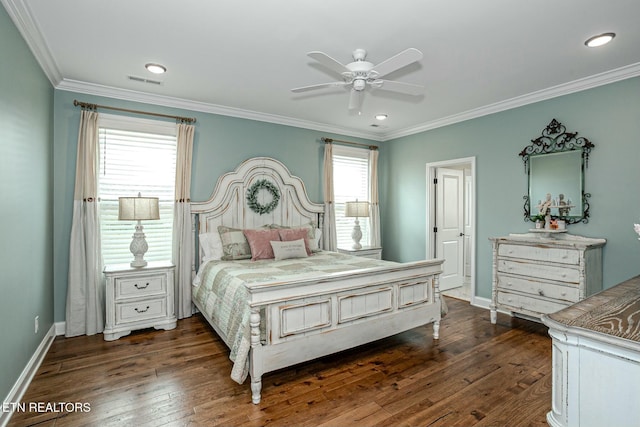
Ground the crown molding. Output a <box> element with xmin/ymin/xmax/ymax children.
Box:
<box><xmin>6</xmin><ymin>0</ymin><xmax>640</xmax><ymax>142</ymax></box>
<box><xmin>383</xmin><ymin>62</ymin><xmax>640</xmax><ymax>140</ymax></box>
<box><xmin>57</xmin><ymin>79</ymin><xmax>385</xmax><ymax>141</ymax></box>
<box><xmin>1</xmin><ymin>0</ymin><xmax>61</xmax><ymax>86</ymax></box>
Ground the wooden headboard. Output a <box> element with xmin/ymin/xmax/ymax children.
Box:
<box><xmin>191</xmin><ymin>157</ymin><xmax>324</xmax><ymax>268</ymax></box>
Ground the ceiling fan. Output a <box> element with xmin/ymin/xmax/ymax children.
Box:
<box><xmin>291</xmin><ymin>48</ymin><xmax>424</xmax><ymax>113</ymax></box>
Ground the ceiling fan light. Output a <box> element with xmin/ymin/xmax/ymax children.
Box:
<box><xmin>353</xmin><ymin>79</ymin><xmax>366</xmax><ymax>91</ymax></box>
<box><xmin>584</xmin><ymin>32</ymin><xmax>615</xmax><ymax>48</ymax></box>
<box><xmin>375</xmin><ymin>114</ymin><xmax>388</xmax><ymax>121</ymax></box>
<box><xmin>145</xmin><ymin>63</ymin><xmax>167</xmax><ymax>74</ymax></box>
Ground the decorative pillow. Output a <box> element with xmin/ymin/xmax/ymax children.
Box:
<box><xmin>310</xmin><ymin>228</ymin><xmax>322</xmax><ymax>252</ymax></box>
<box><xmin>217</xmin><ymin>226</ymin><xmax>252</xmax><ymax>260</ymax></box>
<box><xmin>270</xmin><ymin>239</ymin><xmax>309</xmax><ymax>260</ymax></box>
<box><xmin>278</xmin><ymin>228</ymin><xmax>312</xmax><ymax>255</ymax></box>
<box><xmin>199</xmin><ymin>232</ymin><xmax>223</xmax><ymax>261</ymax></box>
<box><xmin>268</xmin><ymin>222</ymin><xmax>322</xmax><ymax>252</ymax></box>
<box><xmin>243</xmin><ymin>229</ymin><xmax>281</xmax><ymax>261</ymax></box>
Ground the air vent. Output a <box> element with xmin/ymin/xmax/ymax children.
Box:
<box><xmin>127</xmin><ymin>75</ymin><xmax>162</xmax><ymax>85</ymax></box>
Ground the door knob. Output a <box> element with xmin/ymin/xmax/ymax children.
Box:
<box><xmin>459</xmin><ymin>232</ymin><xmax>465</xmax><ymax>237</ymax></box>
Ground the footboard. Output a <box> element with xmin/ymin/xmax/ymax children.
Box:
<box><xmin>246</xmin><ymin>258</ymin><xmax>444</xmax><ymax>403</ymax></box>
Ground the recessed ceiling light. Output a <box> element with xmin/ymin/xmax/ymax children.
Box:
<box><xmin>584</xmin><ymin>33</ymin><xmax>616</xmax><ymax>48</ymax></box>
<box><xmin>375</xmin><ymin>114</ymin><xmax>388</xmax><ymax>121</ymax></box>
<box><xmin>145</xmin><ymin>63</ymin><xmax>167</xmax><ymax>74</ymax></box>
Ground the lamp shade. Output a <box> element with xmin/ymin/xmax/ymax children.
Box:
<box><xmin>344</xmin><ymin>200</ymin><xmax>370</xmax><ymax>218</ymax></box>
<box><xmin>118</xmin><ymin>196</ymin><xmax>160</xmax><ymax>221</ymax></box>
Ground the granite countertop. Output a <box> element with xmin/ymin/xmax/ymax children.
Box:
<box><xmin>546</xmin><ymin>275</ymin><xmax>640</xmax><ymax>343</ymax></box>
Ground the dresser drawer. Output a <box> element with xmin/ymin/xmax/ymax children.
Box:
<box><xmin>497</xmin><ymin>274</ymin><xmax>579</xmax><ymax>303</ymax></box>
<box><xmin>498</xmin><ymin>259</ymin><xmax>580</xmax><ymax>284</ymax></box>
<box><xmin>497</xmin><ymin>291</ymin><xmax>569</xmax><ymax>315</ymax></box>
<box><xmin>116</xmin><ymin>298</ymin><xmax>167</xmax><ymax>323</ymax></box>
<box><xmin>116</xmin><ymin>275</ymin><xmax>165</xmax><ymax>299</ymax></box>
<box><xmin>498</xmin><ymin>244</ymin><xmax>579</xmax><ymax>265</ymax></box>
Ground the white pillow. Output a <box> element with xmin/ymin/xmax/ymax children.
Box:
<box><xmin>199</xmin><ymin>232</ymin><xmax>223</xmax><ymax>261</ymax></box>
<box><xmin>270</xmin><ymin>239</ymin><xmax>309</xmax><ymax>260</ymax></box>
<box><xmin>310</xmin><ymin>228</ymin><xmax>322</xmax><ymax>252</ymax></box>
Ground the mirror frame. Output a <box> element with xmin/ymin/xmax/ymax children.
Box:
<box><xmin>520</xmin><ymin>119</ymin><xmax>595</xmax><ymax>224</ymax></box>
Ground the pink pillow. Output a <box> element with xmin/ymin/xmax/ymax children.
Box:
<box><xmin>243</xmin><ymin>229</ymin><xmax>281</xmax><ymax>261</ymax></box>
<box><xmin>278</xmin><ymin>228</ymin><xmax>312</xmax><ymax>255</ymax></box>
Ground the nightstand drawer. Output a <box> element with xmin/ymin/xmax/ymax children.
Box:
<box><xmin>497</xmin><ymin>274</ymin><xmax>579</xmax><ymax>303</ymax></box>
<box><xmin>116</xmin><ymin>298</ymin><xmax>166</xmax><ymax>323</ymax></box>
<box><xmin>116</xmin><ymin>275</ymin><xmax>165</xmax><ymax>299</ymax></box>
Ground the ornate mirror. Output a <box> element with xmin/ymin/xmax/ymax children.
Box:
<box><xmin>521</xmin><ymin>119</ymin><xmax>594</xmax><ymax>224</ymax></box>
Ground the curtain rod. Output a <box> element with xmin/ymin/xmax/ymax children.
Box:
<box><xmin>321</xmin><ymin>137</ymin><xmax>378</xmax><ymax>150</ymax></box>
<box><xmin>73</xmin><ymin>100</ymin><xmax>196</xmax><ymax>124</ymax></box>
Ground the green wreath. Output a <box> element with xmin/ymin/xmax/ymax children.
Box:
<box><xmin>246</xmin><ymin>179</ymin><xmax>280</xmax><ymax>215</ymax></box>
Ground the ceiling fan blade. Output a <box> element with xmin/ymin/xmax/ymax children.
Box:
<box><xmin>374</xmin><ymin>79</ymin><xmax>424</xmax><ymax>96</ymax></box>
<box><xmin>348</xmin><ymin>89</ymin><xmax>364</xmax><ymax>112</ymax></box>
<box><xmin>291</xmin><ymin>81</ymin><xmax>349</xmax><ymax>93</ymax></box>
<box><xmin>307</xmin><ymin>51</ymin><xmax>350</xmax><ymax>75</ymax></box>
<box><xmin>371</xmin><ymin>48</ymin><xmax>423</xmax><ymax>78</ymax></box>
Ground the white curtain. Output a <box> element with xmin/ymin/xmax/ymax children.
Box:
<box><xmin>66</xmin><ymin>110</ymin><xmax>104</xmax><ymax>337</ymax></box>
<box><xmin>172</xmin><ymin>123</ymin><xmax>195</xmax><ymax>319</ymax></box>
<box><xmin>369</xmin><ymin>148</ymin><xmax>381</xmax><ymax>247</ymax></box>
<box><xmin>323</xmin><ymin>143</ymin><xmax>337</xmax><ymax>251</ymax></box>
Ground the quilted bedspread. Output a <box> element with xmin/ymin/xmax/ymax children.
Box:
<box><xmin>192</xmin><ymin>251</ymin><xmax>393</xmax><ymax>383</ymax></box>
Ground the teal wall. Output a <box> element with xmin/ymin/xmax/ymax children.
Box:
<box><xmin>383</xmin><ymin>77</ymin><xmax>640</xmax><ymax>298</ymax></box>
<box><xmin>0</xmin><ymin>6</ymin><xmax>54</xmax><ymax>402</ymax></box>
<box><xmin>52</xmin><ymin>90</ymin><xmax>379</xmax><ymax>321</ymax></box>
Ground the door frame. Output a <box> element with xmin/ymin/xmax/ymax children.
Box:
<box><xmin>426</xmin><ymin>156</ymin><xmax>477</xmax><ymax>305</ymax></box>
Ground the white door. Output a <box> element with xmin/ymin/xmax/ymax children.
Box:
<box><xmin>435</xmin><ymin>168</ymin><xmax>464</xmax><ymax>291</ymax></box>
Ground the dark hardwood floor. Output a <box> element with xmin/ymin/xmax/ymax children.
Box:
<box><xmin>8</xmin><ymin>298</ymin><xmax>552</xmax><ymax>427</ymax></box>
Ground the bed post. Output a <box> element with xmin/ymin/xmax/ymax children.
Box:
<box><xmin>433</xmin><ymin>275</ymin><xmax>441</xmax><ymax>340</ymax></box>
<box><xmin>249</xmin><ymin>308</ymin><xmax>263</xmax><ymax>404</ymax></box>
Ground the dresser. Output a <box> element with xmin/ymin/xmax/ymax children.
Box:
<box><xmin>103</xmin><ymin>261</ymin><xmax>177</xmax><ymax>341</ymax></box>
<box><xmin>489</xmin><ymin>232</ymin><xmax>605</xmax><ymax>324</ymax></box>
<box><xmin>337</xmin><ymin>246</ymin><xmax>382</xmax><ymax>260</ymax></box>
<box><xmin>542</xmin><ymin>276</ymin><xmax>640</xmax><ymax>427</ymax></box>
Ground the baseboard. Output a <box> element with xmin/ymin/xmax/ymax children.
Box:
<box><xmin>471</xmin><ymin>295</ymin><xmax>491</xmax><ymax>310</ymax></box>
<box><xmin>54</xmin><ymin>321</ymin><xmax>65</xmax><ymax>336</ymax></box>
<box><xmin>1</xmin><ymin>324</ymin><xmax>55</xmax><ymax>427</ymax></box>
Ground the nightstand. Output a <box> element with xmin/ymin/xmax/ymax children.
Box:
<box><xmin>103</xmin><ymin>261</ymin><xmax>177</xmax><ymax>341</ymax></box>
<box><xmin>337</xmin><ymin>246</ymin><xmax>382</xmax><ymax>260</ymax></box>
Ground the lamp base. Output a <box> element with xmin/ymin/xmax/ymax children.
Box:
<box><xmin>351</xmin><ymin>219</ymin><xmax>363</xmax><ymax>250</ymax></box>
<box><xmin>129</xmin><ymin>221</ymin><xmax>149</xmax><ymax>269</ymax></box>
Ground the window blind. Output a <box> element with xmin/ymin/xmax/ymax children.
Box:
<box><xmin>333</xmin><ymin>146</ymin><xmax>370</xmax><ymax>248</ymax></box>
<box><xmin>98</xmin><ymin>116</ymin><xmax>177</xmax><ymax>265</ymax></box>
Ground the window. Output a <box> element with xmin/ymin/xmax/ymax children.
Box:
<box><xmin>98</xmin><ymin>114</ymin><xmax>177</xmax><ymax>265</ymax></box>
<box><xmin>332</xmin><ymin>145</ymin><xmax>370</xmax><ymax>248</ymax></box>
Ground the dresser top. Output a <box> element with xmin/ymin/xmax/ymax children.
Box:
<box><xmin>545</xmin><ymin>275</ymin><xmax>640</xmax><ymax>343</ymax></box>
<box><xmin>490</xmin><ymin>232</ymin><xmax>606</xmax><ymax>248</ymax></box>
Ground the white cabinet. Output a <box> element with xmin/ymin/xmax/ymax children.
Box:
<box><xmin>103</xmin><ymin>261</ymin><xmax>177</xmax><ymax>341</ymax></box>
<box><xmin>337</xmin><ymin>246</ymin><xmax>382</xmax><ymax>260</ymax></box>
<box><xmin>542</xmin><ymin>275</ymin><xmax>640</xmax><ymax>427</ymax></box>
<box><xmin>489</xmin><ymin>233</ymin><xmax>605</xmax><ymax>324</ymax></box>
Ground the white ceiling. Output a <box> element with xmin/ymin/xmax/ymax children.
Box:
<box><xmin>5</xmin><ymin>0</ymin><xmax>640</xmax><ymax>141</ymax></box>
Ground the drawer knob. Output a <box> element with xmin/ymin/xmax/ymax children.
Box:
<box><xmin>134</xmin><ymin>283</ymin><xmax>150</xmax><ymax>290</ymax></box>
<box><xmin>538</xmin><ymin>289</ymin><xmax>545</xmax><ymax>296</ymax></box>
<box><xmin>134</xmin><ymin>306</ymin><xmax>150</xmax><ymax>313</ymax></box>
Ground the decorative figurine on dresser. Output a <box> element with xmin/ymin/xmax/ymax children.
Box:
<box><xmin>490</xmin><ymin>119</ymin><xmax>605</xmax><ymax>324</ymax></box>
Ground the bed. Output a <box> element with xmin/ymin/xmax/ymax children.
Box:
<box><xmin>190</xmin><ymin>157</ymin><xmax>444</xmax><ymax>404</ymax></box>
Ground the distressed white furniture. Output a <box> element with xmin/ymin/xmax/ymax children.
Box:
<box><xmin>337</xmin><ymin>245</ymin><xmax>382</xmax><ymax>260</ymax></box>
<box><xmin>542</xmin><ymin>275</ymin><xmax>640</xmax><ymax>427</ymax></box>
<box><xmin>103</xmin><ymin>261</ymin><xmax>177</xmax><ymax>341</ymax></box>
<box><xmin>489</xmin><ymin>232</ymin><xmax>605</xmax><ymax>324</ymax></box>
<box><xmin>191</xmin><ymin>157</ymin><xmax>444</xmax><ymax>404</ymax></box>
